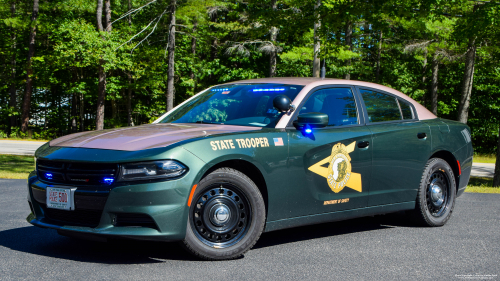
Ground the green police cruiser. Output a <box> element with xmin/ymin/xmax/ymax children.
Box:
<box><xmin>27</xmin><ymin>78</ymin><xmax>473</xmax><ymax>260</ymax></box>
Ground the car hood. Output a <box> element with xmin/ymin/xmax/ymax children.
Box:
<box><xmin>49</xmin><ymin>123</ymin><xmax>261</xmax><ymax>151</ymax></box>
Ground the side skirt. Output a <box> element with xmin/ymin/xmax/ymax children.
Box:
<box><xmin>264</xmin><ymin>201</ymin><xmax>416</xmax><ymax>233</ymax></box>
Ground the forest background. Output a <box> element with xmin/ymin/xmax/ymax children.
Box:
<box><xmin>0</xmin><ymin>0</ymin><xmax>499</xmax><ymax>182</ymax></box>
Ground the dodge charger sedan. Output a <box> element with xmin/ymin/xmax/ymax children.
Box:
<box><xmin>27</xmin><ymin>78</ymin><xmax>473</xmax><ymax>260</ymax></box>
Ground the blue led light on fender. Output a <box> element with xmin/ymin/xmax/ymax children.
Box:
<box><xmin>252</xmin><ymin>88</ymin><xmax>285</xmax><ymax>92</ymax></box>
<box><xmin>305</xmin><ymin>128</ymin><xmax>312</xmax><ymax>134</ymax></box>
<box><xmin>103</xmin><ymin>178</ymin><xmax>114</xmax><ymax>184</ymax></box>
<box><xmin>45</xmin><ymin>173</ymin><xmax>53</xmax><ymax>179</ymax></box>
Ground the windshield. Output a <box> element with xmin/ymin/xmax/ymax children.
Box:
<box><xmin>159</xmin><ymin>83</ymin><xmax>303</xmax><ymax>127</ymax></box>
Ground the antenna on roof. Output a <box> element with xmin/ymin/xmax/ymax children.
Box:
<box><xmin>320</xmin><ymin>59</ymin><xmax>326</xmax><ymax>79</ymax></box>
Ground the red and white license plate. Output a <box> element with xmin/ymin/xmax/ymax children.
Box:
<box><xmin>46</xmin><ymin>186</ymin><xmax>76</xmax><ymax>211</ymax></box>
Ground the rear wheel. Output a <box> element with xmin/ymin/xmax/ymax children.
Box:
<box><xmin>411</xmin><ymin>158</ymin><xmax>456</xmax><ymax>226</ymax></box>
<box><xmin>182</xmin><ymin>168</ymin><xmax>265</xmax><ymax>260</ymax></box>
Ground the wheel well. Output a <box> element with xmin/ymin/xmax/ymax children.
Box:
<box><xmin>202</xmin><ymin>160</ymin><xmax>269</xmax><ymax>216</ymax></box>
<box><xmin>430</xmin><ymin>150</ymin><xmax>460</xmax><ymax>192</ymax></box>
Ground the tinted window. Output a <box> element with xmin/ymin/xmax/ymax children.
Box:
<box><xmin>160</xmin><ymin>84</ymin><xmax>303</xmax><ymax>127</ymax></box>
<box><xmin>361</xmin><ymin>90</ymin><xmax>401</xmax><ymax>122</ymax></box>
<box><xmin>398</xmin><ymin>99</ymin><xmax>413</xmax><ymax>119</ymax></box>
<box><xmin>299</xmin><ymin>88</ymin><xmax>358</xmax><ymax>126</ymax></box>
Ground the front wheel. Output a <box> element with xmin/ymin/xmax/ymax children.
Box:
<box><xmin>411</xmin><ymin>158</ymin><xmax>456</xmax><ymax>227</ymax></box>
<box><xmin>182</xmin><ymin>168</ymin><xmax>266</xmax><ymax>260</ymax></box>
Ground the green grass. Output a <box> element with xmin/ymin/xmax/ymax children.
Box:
<box><xmin>0</xmin><ymin>137</ymin><xmax>48</xmax><ymax>142</ymax></box>
<box><xmin>0</xmin><ymin>154</ymin><xmax>35</xmax><ymax>179</ymax></box>
<box><xmin>473</xmin><ymin>154</ymin><xmax>496</xmax><ymax>164</ymax></box>
<box><xmin>465</xmin><ymin>177</ymin><xmax>500</xmax><ymax>194</ymax></box>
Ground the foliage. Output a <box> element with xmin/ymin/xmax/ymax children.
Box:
<box><xmin>0</xmin><ymin>0</ymin><xmax>499</xmax><ymax>154</ymax></box>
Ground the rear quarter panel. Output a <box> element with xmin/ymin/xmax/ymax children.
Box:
<box><xmin>423</xmin><ymin>118</ymin><xmax>473</xmax><ymax>197</ymax></box>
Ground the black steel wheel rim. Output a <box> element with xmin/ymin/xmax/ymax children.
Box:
<box><xmin>426</xmin><ymin>169</ymin><xmax>451</xmax><ymax>217</ymax></box>
<box><xmin>190</xmin><ymin>183</ymin><xmax>252</xmax><ymax>248</ymax></box>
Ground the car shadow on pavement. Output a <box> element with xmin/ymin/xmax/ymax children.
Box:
<box><xmin>254</xmin><ymin>211</ymin><xmax>418</xmax><ymax>249</ymax></box>
<box><xmin>0</xmin><ymin>226</ymin><xmax>195</xmax><ymax>264</ymax></box>
<box><xmin>0</xmin><ymin>212</ymin><xmax>418</xmax><ymax>263</ymax></box>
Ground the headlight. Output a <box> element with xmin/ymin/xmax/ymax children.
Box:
<box><xmin>118</xmin><ymin>160</ymin><xmax>187</xmax><ymax>181</ymax></box>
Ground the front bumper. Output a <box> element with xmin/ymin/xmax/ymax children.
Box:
<box><xmin>27</xmin><ymin>175</ymin><xmax>193</xmax><ymax>242</ymax></box>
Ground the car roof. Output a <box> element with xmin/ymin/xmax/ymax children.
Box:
<box><xmin>223</xmin><ymin>78</ymin><xmax>436</xmax><ymax>123</ymax></box>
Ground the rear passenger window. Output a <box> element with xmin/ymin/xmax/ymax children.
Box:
<box><xmin>299</xmin><ymin>87</ymin><xmax>358</xmax><ymax>126</ymax></box>
<box><xmin>360</xmin><ymin>90</ymin><xmax>401</xmax><ymax>122</ymax></box>
<box><xmin>398</xmin><ymin>99</ymin><xmax>413</xmax><ymax>119</ymax></box>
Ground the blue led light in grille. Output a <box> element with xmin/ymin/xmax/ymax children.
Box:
<box><xmin>45</xmin><ymin>173</ymin><xmax>53</xmax><ymax>180</ymax></box>
<box><xmin>103</xmin><ymin>178</ymin><xmax>114</xmax><ymax>184</ymax></box>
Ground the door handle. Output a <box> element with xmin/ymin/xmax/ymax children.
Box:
<box><xmin>417</xmin><ymin>133</ymin><xmax>427</xmax><ymax>139</ymax></box>
<box><xmin>358</xmin><ymin>141</ymin><xmax>370</xmax><ymax>148</ymax></box>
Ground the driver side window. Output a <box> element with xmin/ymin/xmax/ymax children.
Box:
<box><xmin>299</xmin><ymin>87</ymin><xmax>358</xmax><ymax>126</ymax></box>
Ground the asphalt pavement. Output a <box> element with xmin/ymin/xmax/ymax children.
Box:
<box><xmin>0</xmin><ymin>140</ymin><xmax>46</xmax><ymax>156</ymax></box>
<box><xmin>0</xmin><ymin>179</ymin><xmax>498</xmax><ymax>280</ymax></box>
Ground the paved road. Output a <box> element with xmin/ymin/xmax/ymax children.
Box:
<box><xmin>0</xmin><ymin>179</ymin><xmax>498</xmax><ymax>280</ymax></box>
<box><xmin>471</xmin><ymin>163</ymin><xmax>496</xmax><ymax>178</ymax></box>
<box><xmin>0</xmin><ymin>140</ymin><xmax>46</xmax><ymax>156</ymax></box>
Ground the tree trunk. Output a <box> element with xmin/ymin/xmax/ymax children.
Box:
<box><xmin>20</xmin><ymin>0</ymin><xmax>39</xmax><ymax>133</ymax></box>
<box><xmin>126</xmin><ymin>0</ymin><xmax>134</xmax><ymax>127</ymax></box>
<box><xmin>493</xmin><ymin>125</ymin><xmax>500</xmax><ymax>187</ymax></box>
<box><xmin>71</xmin><ymin>93</ymin><xmax>77</xmax><ymax>133</ymax></box>
<box><xmin>375</xmin><ymin>31</ymin><xmax>382</xmax><ymax>83</ymax></box>
<box><xmin>127</xmin><ymin>73</ymin><xmax>134</xmax><ymax>126</ymax></box>
<box><xmin>312</xmin><ymin>0</ymin><xmax>321</xmax><ymax>78</ymax></box>
<box><xmin>111</xmin><ymin>99</ymin><xmax>117</xmax><ymax>127</ymax></box>
<box><xmin>96</xmin><ymin>0</ymin><xmax>103</xmax><ymax>31</ymax></box>
<box><xmin>344</xmin><ymin>20</ymin><xmax>352</xmax><ymax>80</ymax></box>
<box><xmin>166</xmin><ymin>0</ymin><xmax>176</xmax><ymax>112</ymax></box>
<box><xmin>95</xmin><ymin>0</ymin><xmax>111</xmax><ymax>130</ymax></box>
<box><xmin>79</xmin><ymin>93</ymin><xmax>84</xmax><ymax>131</ymax></box>
<box><xmin>104</xmin><ymin>0</ymin><xmax>111</xmax><ymax>31</ymax></box>
<box><xmin>190</xmin><ymin>21</ymin><xmax>197</xmax><ymax>91</ymax></box>
<box><xmin>9</xmin><ymin>2</ymin><xmax>17</xmax><ymax>132</ymax></box>
<box><xmin>421</xmin><ymin>48</ymin><xmax>428</xmax><ymax>107</ymax></box>
<box><xmin>457</xmin><ymin>37</ymin><xmax>476</xmax><ymax>124</ymax></box>
<box><xmin>269</xmin><ymin>0</ymin><xmax>278</xmax><ymax>78</ymax></box>
<box><xmin>431</xmin><ymin>52</ymin><xmax>439</xmax><ymax>115</ymax></box>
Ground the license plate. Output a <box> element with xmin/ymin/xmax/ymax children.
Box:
<box><xmin>46</xmin><ymin>186</ymin><xmax>76</xmax><ymax>211</ymax></box>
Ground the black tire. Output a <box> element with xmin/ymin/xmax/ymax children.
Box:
<box><xmin>181</xmin><ymin>168</ymin><xmax>266</xmax><ymax>260</ymax></box>
<box><xmin>411</xmin><ymin>158</ymin><xmax>456</xmax><ymax>227</ymax></box>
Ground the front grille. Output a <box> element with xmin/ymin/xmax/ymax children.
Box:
<box><xmin>37</xmin><ymin>160</ymin><xmax>119</xmax><ymax>186</ymax></box>
<box><xmin>41</xmin><ymin>204</ymin><xmax>103</xmax><ymax>228</ymax></box>
<box><xmin>115</xmin><ymin>213</ymin><xmax>159</xmax><ymax>230</ymax></box>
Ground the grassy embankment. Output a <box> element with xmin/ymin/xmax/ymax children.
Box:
<box><xmin>0</xmin><ymin>154</ymin><xmax>35</xmax><ymax>179</ymax></box>
<box><xmin>473</xmin><ymin>154</ymin><xmax>496</xmax><ymax>164</ymax></box>
<box><xmin>0</xmin><ymin>137</ymin><xmax>49</xmax><ymax>142</ymax></box>
<box><xmin>0</xmin><ymin>154</ymin><xmax>498</xmax><ymax>193</ymax></box>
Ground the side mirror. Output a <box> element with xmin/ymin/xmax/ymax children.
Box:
<box><xmin>273</xmin><ymin>95</ymin><xmax>293</xmax><ymax>113</ymax></box>
<box><xmin>293</xmin><ymin>112</ymin><xmax>329</xmax><ymax>130</ymax></box>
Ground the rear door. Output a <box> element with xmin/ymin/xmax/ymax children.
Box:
<box><xmin>281</xmin><ymin>86</ymin><xmax>373</xmax><ymax>219</ymax></box>
<box><xmin>357</xmin><ymin>87</ymin><xmax>431</xmax><ymax>206</ymax></box>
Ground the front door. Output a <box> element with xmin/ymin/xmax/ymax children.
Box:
<box><xmin>282</xmin><ymin>86</ymin><xmax>373</xmax><ymax>219</ymax></box>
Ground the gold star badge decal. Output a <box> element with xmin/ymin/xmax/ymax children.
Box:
<box><xmin>308</xmin><ymin>141</ymin><xmax>362</xmax><ymax>193</ymax></box>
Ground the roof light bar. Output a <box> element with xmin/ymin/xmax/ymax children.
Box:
<box><xmin>252</xmin><ymin>88</ymin><xmax>286</xmax><ymax>92</ymax></box>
